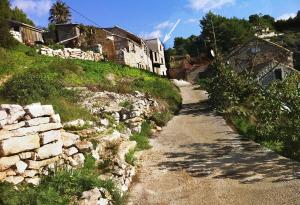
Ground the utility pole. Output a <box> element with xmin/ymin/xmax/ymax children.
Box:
<box><xmin>210</xmin><ymin>17</ymin><xmax>218</xmax><ymax>58</ymax></box>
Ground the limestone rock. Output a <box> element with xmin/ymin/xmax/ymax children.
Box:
<box><xmin>0</xmin><ymin>134</ymin><xmax>40</xmax><ymax>156</ymax></box>
<box><xmin>117</xmin><ymin>141</ymin><xmax>137</xmax><ymax>161</ymax></box>
<box><xmin>27</xmin><ymin>156</ymin><xmax>59</xmax><ymax>170</ymax></box>
<box><xmin>36</xmin><ymin>141</ymin><xmax>63</xmax><ymax>160</ymax></box>
<box><xmin>0</xmin><ymin>130</ymin><xmax>15</xmax><ymax>141</ymax></box>
<box><xmin>80</xmin><ymin>188</ymin><xmax>102</xmax><ymax>205</ymax></box>
<box><xmin>1</xmin><ymin>104</ymin><xmax>25</xmax><ymax>124</ymax></box>
<box><xmin>64</xmin><ymin>119</ymin><xmax>86</xmax><ymax>128</ymax></box>
<box><xmin>16</xmin><ymin>161</ymin><xmax>28</xmax><ymax>174</ymax></box>
<box><xmin>50</xmin><ymin>114</ymin><xmax>61</xmax><ymax>123</ymax></box>
<box><xmin>0</xmin><ymin>155</ymin><xmax>20</xmax><ymax>171</ymax></box>
<box><xmin>3</xmin><ymin>121</ymin><xmax>26</xmax><ymax>131</ymax></box>
<box><xmin>19</xmin><ymin>152</ymin><xmax>35</xmax><ymax>160</ymax></box>
<box><xmin>0</xmin><ymin>171</ymin><xmax>6</xmax><ymax>180</ymax></box>
<box><xmin>25</xmin><ymin>177</ymin><xmax>40</xmax><ymax>186</ymax></box>
<box><xmin>73</xmin><ymin>153</ymin><xmax>85</xmax><ymax>166</ymax></box>
<box><xmin>24</xmin><ymin>103</ymin><xmax>54</xmax><ymax>118</ymax></box>
<box><xmin>26</xmin><ymin>117</ymin><xmax>50</xmax><ymax>127</ymax></box>
<box><xmin>62</xmin><ymin>132</ymin><xmax>80</xmax><ymax>147</ymax></box>
<box><xmin>75</xmin><ymin>140</ymin><xmax>93</xmax><ymax>152</ymax></box>
<box><xmin>0</xmin><ymin>110</ymin><xmax>7</xmax><ymax>121</ymax></box>
<box><xmin>40</xmin><ymin>130</ymin><xmax>61</xmax><ymax>145</ymax></box>
<box><xmin>64</xmin><ymin>147</ymin><xmax>78</xmax><ymax>156</ymax></box>
<box><xmin>22</xmin><ymin>170</ymin><xmax>38</xmax><ymax>178</ymax></box>
<box><xmin>100</xmin><ymin>119</ymin><xmax>109</xmax><ymax>127</ymax></box>
<box><xmin>15</xmin><ymin>123</ymin><xmax>62</xmax><ymax>136</ymax></box>
<box><xmin>5</xmin><ymin>176</ymin><xmax>24</xmax><ymax>185</ymax></box>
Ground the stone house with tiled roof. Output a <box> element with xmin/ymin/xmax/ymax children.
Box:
<box><xmin>227</xmin><ymin>38</ymin><xmax>298</xmax><ymax>86</ymax></box>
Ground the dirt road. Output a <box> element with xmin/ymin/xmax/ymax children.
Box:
<box><xmin>127</xmin><ymin>84</ymin><xmax>300</xmax><ymax>205</ymax></box>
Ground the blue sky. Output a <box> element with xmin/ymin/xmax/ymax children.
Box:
<box><xmin>11</xmin><ymin>0</ymin><xmax>300</xmax><ymax>47</ymax></box>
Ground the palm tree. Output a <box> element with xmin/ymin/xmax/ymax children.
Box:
<box><xmin>49</xmin><ymin>0</ymin><xmax>71</xmax><ymax>24</ymax></box>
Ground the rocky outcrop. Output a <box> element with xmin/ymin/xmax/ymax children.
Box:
<box><xmin>39</xmin><ymin>47</ymin><xmax>103</xmax><ymax>62</ymax></box>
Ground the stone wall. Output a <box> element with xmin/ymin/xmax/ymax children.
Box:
<box><xmin>10</xmin><ymin>30</ymin><xmax>23</xmax><ymax>43</ymax></box>
<box><xmin>40</xmin><ymin>47</ymin><xmax>103</xmax><ymax>61</ymax></box>
<box><xmin>0</xmin><ymin>103</ymin><xmax>86</xmax><ymax>185</ymax></box>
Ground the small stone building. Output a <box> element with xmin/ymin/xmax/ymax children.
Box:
<box><xmin>103</xmin><ymin>26</ymin><xmax>153</xmax><ymax>71</ymax></box>
<box><xmin>9</xmin><ymin>20</ymin><xmax>44</xmax><ymax>45</ymax></box>
<box><xmin>145</xmin><ymin>38</ymin><xmax>167</xmax><ymax>76</ymax></box>
<box><xmin>227</xmin><ymin>38</ymin><xmax>297</xmax><ymax>86</ymax></box>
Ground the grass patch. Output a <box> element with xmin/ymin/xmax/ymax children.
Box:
<box><xmin>130</xmin><ymin>121</ymin><xmax>152</xmax><ymax>151</ymax></box>
<box><xmin>125</xmin><ymin>149</ymin><xmax>137</xmax><ymax>166</ymax></box>
<box><xmin>0</xmin><ymin>155</ymin><xmax>124</xmax><ymax>205</ymax></box>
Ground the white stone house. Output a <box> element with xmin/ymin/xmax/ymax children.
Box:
<box><xmin>145</xmin><ymin>38</ymin><xmax>167</xmax><ymax>76</ymax></box>
<box><xmin>103</xmin><ymin>26</ymin><xmax>153</xmax><ymax>72</ymax></box>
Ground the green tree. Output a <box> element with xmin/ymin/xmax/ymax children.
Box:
<box><xmin>49</xmin><ymin>0</ymin><xmax>71</xmax><ymax>24</ymax></box>
<box><xmin>200</xmin><ymin>12</ymin><xmax>253</xmax><ymax>54</ymax></box>
<box><xmin>11</xmin><ymin>7</ymin><xmax>35</xmax><ymax>26</ymax></box>
<box><xmin>0</xmin><ymin>0</ymin><xmax>16</xmax><ymax>48</ymax></box>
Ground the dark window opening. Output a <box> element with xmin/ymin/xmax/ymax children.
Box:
<box><xmin>274</xmin><ymin>69</ymin><xmax>283</xmax><ymax>80</ymax></box>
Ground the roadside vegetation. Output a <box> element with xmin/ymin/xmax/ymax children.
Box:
<box><xmin>0</xmin><ymin>155</ymin><xmax>124</xmax><ymax>205</ymax></box>
<box><xmin>200</xmin><ymin>60</ymin><xmax>300</xmax><ymax>161</ymax></box>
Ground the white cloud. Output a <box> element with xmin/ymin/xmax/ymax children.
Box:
<box><xmin>188</xmin><ymin>0</ymin><xmax>235</xmax><ymax>11</ymax></box>
<box><xmin>140</xmin><ymin>30</ymin><xmax>162</xmax><ymax>39</ymax></box>
<box><xmin>155</xmin><ymin>21</ymin><xmax>174</xmax><ymax>30</ymax></box>
<box><xmin>276</xmin><ymin>13</ymin><xmax>297</xmax><ymax>21</ymax></box>
<box><xmin>11</xmin><ymin>0</ymin><xmax>52</xmax><ymax>17</ymax></box>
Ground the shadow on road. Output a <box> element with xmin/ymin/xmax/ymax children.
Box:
<box><xmin>180</xmin><ymin>100</ymin><xmax>213</xmax><ymax>116</ymax></box>
<box><xmin>158</xmin><ymin>133</ymin><xmax>300</xmax><ymax>184</ymax></box>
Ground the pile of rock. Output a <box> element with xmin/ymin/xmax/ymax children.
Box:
<box><xmin>10</xmin><ymin>30</ymin><xmax>23</xmax><ymax>43</ymax></box>
<box><xmin>0</xmin><ymin>103</ymin><xmax>85</xmax><ymax>185</ymax></box>
<box><xmin>40</xmin><ymin>47</ymin><xmax>103</xmax><ymax>62</ymax></box>
<box><xmin>79</xmin><ymin>89</ymin><xmax>159</xmax><ymax>133</ymax></box>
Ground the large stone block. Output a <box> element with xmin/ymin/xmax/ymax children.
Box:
<box><xmin>0</xmin><ymin>134</ymin><xmax>40</xmax><ymax>156</ymax></box>
<box><xmin>3</xmin><ymin>121</ymin><xmax>26</xmax><ymax>131</ymax></box>
<box><xmin>25</xmin><ymin>117</ymin><xmax>50</xmax><ymax>127</ymax></box>
<box><xmin>0</xmin><ymin>110</ymin><xmax>7</xmax><ymax>121</ymax></box>
<box><xmin>62</xmin><ymin>132</ymin><xmax>80</xmax><ymax>147</ymax></box>
<box><xmin>65</xmin><ymin>147</ymin><xmax>78</xmax><ymax>156</ymax></box>
<box><xmin>117</xmin><ymin>141</ymin><xmax>137</xmax><ymax>162</ymax></box>
<box><xmin>27</xmin><ymin>156</ymin><xmax>59</xmax><ymax>170</ymax></box>
<box><xmin>19</xmin><ymin>152</ymin><xmax>35</xmax><ymax>160</ymax></box>
<box><xmin>0</xmin><ymin>130</ymin><xmax>14</xmax><ymax>141</ymax></box>
<box><xmin>5</xmin><ymin>176</ymin><xmax>24</xmax><ymax>185</ymax></box>
<box><xmin>13</xmin><ymin>123</ymin><xmax>62</xmax><ymax>136</ymax></box>
<box><xmin>36</xmin><ymin>141</ymin><xmax>63</xmax><ymax>160</ymax></box>
<box><xmin>24</xmin><ymin>103</ymin><xmax>55</xmax><ymax>118</ymax></box>
<box><xmin>40</xmin><ymin>130</ymin><xmax>62</xmax><ymax>145</ymax></box>
<box><xmin>1</xmin><ymin>104</ymin><xmax>26</xmax><ymax>124</ymax></box>
<box><xmin>0</xmin><ymin>155</ymin><xmax>20</xmax><ymax>171</ymax></box>
<box><xmin>22</xmin><ymin>169</ymin><xmax>38</xmax><ymax>178</ymax></box>
<box><xmin>16</xmin><ymin>161</ymin><xmax>28</xmax><ymax>174</ymax></box>
<box><xmin>75</xmin><ymin>140</ymin><xmax>93</xmax><ymax>152</ymax></box>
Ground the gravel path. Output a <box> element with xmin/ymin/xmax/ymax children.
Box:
<box><xmin>127</xmin><ymin>84</ymin><xmax>300</xmax><ymax>205</ymax></box>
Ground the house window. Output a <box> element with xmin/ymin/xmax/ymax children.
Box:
<box><xmin>160</xmin><ymin>45</ymin><xmax>162</xmax><ymax>51</ymax></box>
<box><xmin>161</xmin><ymin>58</ymin><xmax>164</xmax><ymax>64</ymax></box>
<box><xmin>274</xmin><ymin>69</ymin><xmax>283</xmax><ymax>80</ymax></box>
<box><xmin>154</xmin><ymin>52</ymin><xmax>158</xmax><ymax>62</ymax></box>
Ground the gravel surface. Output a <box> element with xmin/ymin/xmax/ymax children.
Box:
<box><xmin>127</xmin><ymin>84</ymin><xmax>300</xmax><ymax>205</ymax></box>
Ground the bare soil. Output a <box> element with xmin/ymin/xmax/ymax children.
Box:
<box><xmin>127</xmin><ymin>84</ymin><xmax>300</xmax><ymax>205</ymax></box>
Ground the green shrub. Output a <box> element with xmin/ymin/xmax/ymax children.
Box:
<box><xmin>25</xmin><ymin>49</ymin><xmax>37</xmax><ymax>57</ymax></box>
<box><xmin>2</xmin><ymin>71</ymin><xmax>63</xmax><ymax>104</ymax></box>
<box><xmin>150</xmin><ymin>111</ymin><xmax>172</xmax><ymax>127</ymax></box>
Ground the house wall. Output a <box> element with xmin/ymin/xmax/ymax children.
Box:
<box><xmin>56</xmin><ymin>25</ymin><xmax>80</xmax><ymax>43</ymax></box>
<box><xmin>146</xmin><ymin>39</ymin><xmax>167</xmax><ymax>76</ymax></box>
<box><xmin>259</xmin><ymin>63</ymin><xmax>295</xmax><ymax>87</ymax></box>
<box><xmin>228</xmin><ymin>39</ymin><xmax>294</xmax><ymax>73</ymax></box>
<box><xmin>113</xmin><ymin>36</ymin><xmax>152</xmax><ymax>71</ymax></box>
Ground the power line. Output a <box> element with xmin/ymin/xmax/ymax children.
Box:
<box><xmin>67</xmin><ymin>4</ymin><xmax>102</xmax><ymax>28</ymax></box>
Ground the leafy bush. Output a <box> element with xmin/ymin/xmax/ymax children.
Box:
<box><xmin>2</xmin><ymin>71</ymin><xmax>64</xmax><ymax>104</ymax></box>
<box><xmin>206</xmin><ymin>59</ymin><xmax>300</xmax><ymax>161</ymax></box>
<box><xmin>150</xmin><ymin>111</ymin><xmax>172</xmax><ymax>127</ymax></box>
